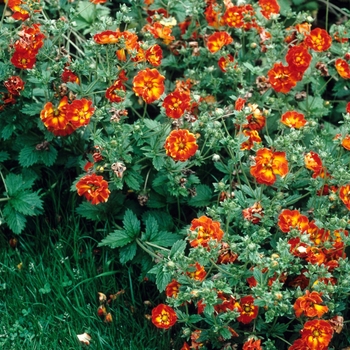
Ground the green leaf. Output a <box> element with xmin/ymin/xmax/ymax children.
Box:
<box><xmin>143</xmin><ymin>118</ymin><xmax>161</xmax><ymax>131</ymax></box>
<box><xmin>76</xmin><ymin>201</ymin><xmax>103</xmax><ymax>220</ymax></box>
<box><xmin>219</xmin><ymin>327</ymin><xmax>233</xmax><ymax>340</ymax></box>
<box><xmin>123</xmin><ymin>209</ymin><xmax>140</xmax><ymax>237</ymax></box>
<box><xmin>20</xmin><ymin>103</ymin><xmax>43</xmax><ymax>116</ymax></box>
<box><xmin>188</xmin><ymin>315</ymin><xmax>203</xmax><ymax>323</ymax></box>
<box><xmin>98</xmin><ymin>229</ymin><xmax>133</xmax><ymax>248</ymax></box>
<box><xmin>124</xmin><ymin>170</ymin><xmax>143</xmax><ymax>191</ymax></box>
<box><xmin>39</xmin><ymin>283</ymin><xmax>51</xmax><ymax>294</ymax></box>
<box><xmin>152</xmin><ymin>156</ymin><xmax>165</xmax><ymax>171</ymax></box>
<box><xmin>144</xmin><ymin>216</ymin><xmax>159</xmax><ymax>241</ymax></box>
<box><xmin>10</xmin><ymin>191</ymin><xmax>43</xmax><ymax>216</ymax></box>
<box><xmin>142</xmin><ymin>210</ymin><xmax>174</xmax><ymax>231</ymax></box>
<box><xmin>188</xmin><ymin>184</ymin><xmax>212</xmax><ymax>207</ymax></box>
<box><xmin>156</xmin><ymin>267</ymin><xmax>171</xmax><ymax>292</ymax></box>
<box><xmin>0</xmin><ymin>151</ymin><xmax>9</xmax><ymax>162</ymax></box>
<box><xmin>3</xmin><ymin>204</ymin><xmax>27</xmax><ymax>234</ymax></box>
<box><xmin>2</xmin><ymin>124</ymin><xmax>15</xmax><ymax>140</ymax></box>
<box><xmin>148</xmin><ymin>231</ymin><xmax>182</xmax><ymax>247</ymax></box>
<box><xmin>5</xmin><ymin>174</ymin><xmax>25</xmax><ymax>196</ymax></box>
<box><xmin>170</xmin><ymin>240</ymin><xmax>186</xmax><ymax>258</ymax></box>
<box><xmin>119</xmin><ymin>242</ymin><xmax>137</xmax><ymax>264</ymax></box>
<box><xmin>147</xmin><ymin>192</ymin><xmax>166</xmax><ymax>208</ymax></box>
<box><xmin>18</xmin><ymin>146</ymin><xmax>40</xmax><ymax>167</ymax></box>
<box><xmin>39</xmin><ymin>146</ymin><xmax>58</xmax><ymax>167</ymax></box>
<box><xmin>214</xmin><ymin>162</ymin><xmax>229</xmax><ymax>174</ymax></box>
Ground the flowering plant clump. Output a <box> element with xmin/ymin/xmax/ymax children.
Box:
<box><xmin>0</xmin><ymin>0</ymin><xmax>350</xmax><ymax>348</ymax></box>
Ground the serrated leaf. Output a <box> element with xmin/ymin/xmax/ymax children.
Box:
<box><xmin>5</xmin><ymin>174</ymin><xmax>24</xmax><ymax>196</ymax></box>
<box><xmin>10</xmin><ymin>191</ymin><xmax>43</xmax><ymax>216</ymax></box>
<box><xmin>188</xmin><ymin>184</ymin><xmax>212</xmax><ymax>207</ymax></box>
<box><xmin>2</xmin><ymin>124</ymin><xmax>15</xmax><ymax>140</ymax></box>
<box><xmin>219</xmin><ymin>327</ymin><xmax>233</xmax><ymax>340</ymax></box>
<box><xmin>148</xmin><ymin>264</ymin><xmax>161</xmax><ymax>275</ymax></box>
<box><xmin>39</xmin><ymin>146</ymin><xmax>58</xmax><ymax>167</ymax></box>
<box><xmin>0</xmin><ymin>151</ymin><xmax>9</xmax><ymax>162</ymax></box>
<box><xmin>19</xmin><ymin>146</ymin><xmax>40</xmax><ymax>167</ymax></box>
<box><xmin>20</xmin><ymin>104</ymin><xmax>43</xmax><ymax>116</ymax></box>
<box><xmin>156</xmin><ymin>267</ymin><xmax>172</xmax><ymax>292</ymax></box>
<box><xmin>152</xmin><ymin>156</ymin><xmax>165</xmax><ymax>171</ymax></box>
<box><xmin>148</xmin><ymin>231</ymin><xmax>182</xmax><ymax>247</ymax></box>
<box><xmin>142</xmin><ymin>210</ymin><xmax>174</xmax><ymax>231</ymax></box>
<box><xmin>98</xmin><ymin>229</ymin><xmax>133</xmax><ymax>248</ymax></box>
<box><xmin>147</xmin><ymin>192</ymin><xmax>166</xmax><ymax>208</ymax></box>
<box><xmin>123</xmin><ymin>209</ymin><xmax>140</xmax><ymax>237</ymax></box>
<box><xmin>66</xmin><ymin>82</ymin><xmax>81</xmax><ymax>93</ymax></box>
<box><xmin>214</xmin><ymin>162</ymin><xmax>230</xmax><ymax>174</ymax></box>
<box><xmin>170</xmin><ymin>240</ymin><xmax>186</xmax><ymax>258</ymax></box>
<box><xmin>144</xmin><ymin>216</ymin><xmax>159</xmax><ymax>241</ymax></box>
<box><xmin>143</xmin><ymin>118</ymin><xmax>161</xmax><ymax>131</ymax></box>
<box><xmin>119</xmin><ymin>242</ymin><xmax>137</xmax><ymax>264</ymax></box>
<box><xmin>124</xmin><ymin>170</ymin><xmax>142</xmax><ymax>191</ymax></box>
<box><xmin>76</xmin><ymin>201</ymin><xmax>103</xmax><ymax>220</ymax></box>
<box><xmin>3</xmin><ymin>204</ymin><xmax>27</xmax><ymax>234</ymax></box>
<box><xmin>188</xmin><ymin>315</ymin><xmax>203</xmax><ymax>323</ymax></box>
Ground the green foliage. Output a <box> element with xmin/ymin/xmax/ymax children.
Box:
<box><xmin>1</xmin><ymin>0</ymin><xmax>350</xmax><ymax>348</ymax></box>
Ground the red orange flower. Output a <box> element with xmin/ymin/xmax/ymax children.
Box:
<box><xmin>205</xmin><ymin>2</ymin><xmax>224</xmax><ymax>28</ymax></box>
<box><xmin>164</xmin><ymin>129</ymin><xmax>198</xmax><ymax>162</ymax></box>
<box><xmin>67</xmin><ymin>99</ymin><xmax>95</xmax><ymax>128</ymax></box>
<box><xmin>285</xmin><ymin>45</ymin><xmax>312</xmax><ymax>73</ymax></box>
<box><xmin>347</xmin><ymin>102</ymin><xmax>350</xmax><ymax>114</ymax></box>
<box><xmin>293</xmin><ymin>291</ymin><xmax>328</xmax><ymax>318</ymax></box>
<box><xmin>40</xmin><ymin>96</ymin><xmax>75</xmax><ymax>136</ymax></box>
<box><xmin>218</xmin><ymin>54</ymin><xmax>234</xmax><ymax>72</ymax></box>
<box><xmin>11</xmin><ymin>51</ymin><xmax>37</xmax><ymax>69</ymax></box>
<box><xmin>235</xmin><ymin>295</ymin><xmax>259</xmax><ymax>324</ymax></box>
<box><xmin>242</xmin><ymin>202</ymin><xmax>264</xmax><ymax>224</ymax></box>
<box><xmin>165</xmin><ymin>280</ymin><xmax>180</xmax><ymax>298</ymax></box>
<box><xmin>335</xmin><ymin>58</ymin><xmax>350</xmax><ymax>79</ymax></box>
<box><xmin>61</xmin><ymin>68</ymin><xmax>80</xmax><ymax>84</ymax></box>
<box><xmin>250</xmin><ymin>148</ymin><xmax>289</xmax><ymax>185</ymax></box>
<box><xmin>151</xmin><ymin>304</ymin><xmax>177</xmax><ymax>329</ymax></box>
<box><xmin>7</xmin><ymin>0</ymin><xmax>40</xmax><ymax>20</ymax></box>
<box><xmin>223</xmin><ymin>6</ymin><xmax>244</xmax><ymax>28</ymax></box>
<box><xmin>90</xmin><ymin>0</ymin><xmax>107</xmax><ymax>3</ymax></box>
<box><xmin>268</xmin><ymin>62</ymin><xmax>299</xmax><ymax>93</ymax></box>
<box><xmin>240</xmin><ymin>129</ymin><xmax>262</xmax><ymax>150</ymax></box>
<box><xmin>189</xmin><ymin>216</ymin><xmax>224</xmax><ymax>248</ymax></box>
<box><xmin>187</xmin><ymin>262</ymin><xmax>206</xmax><ymax>281</ymax></box>
<box><xmin>300</xmin><ymin>319</ymin><xmax>333</xmax><ymax>349</ymax></box>
<box><xmin>305</xmin><ymin>28</ymin><xmax>332</xmax><ymax>52</ymax></box>
<box><xmin>76</xmin><ymin>173</ymin><xmax>110</xmax><ymax>205</ymax></box>
<box><xmin>105</xmin><ymin>80</ymin><xmax>127</xmax><ymax>103</ymax></box>
<box><xmin>163</xmin><ymin>90</ymin><xmax>191</xmax><ymax>119</ymax></box>
<box><xmin>206</xmin><ymin>31</ymin><xmax>233</xmax><ymax>53</ymax></box>
<box><xmin>132</xmin><ymin>68</ymin><xmax>165</xmax><ymax>104</ymax></box>
<box><xmin>258</xmin><ymin>0</ymin><xmax>280</xmax><ymax>19</ymax></box>
<box><xmin>4</xmin><ymin>76</ymin><xmax>25</xmax><ymax>96</ymax></box>
<box><xmin>278</xmin><ymin>209</ymin><xmax>309</xmax><ymax>233</ymax></box>
<box><xmin>304</xmin><ymin>151</ymin><xmax>328</xmax><ymax>178</ymax></box>
<box><xmin>93</xmin><ymin>30</ymin><xmax>120</xmax><ymax>44</ymax></box>
<box><xmin>145</xmin><ymin>44</ymin><xmax>163</xmax><ymax>67</ymax></box>
<box><xmin>340</xmin><ymin>135</ymin><xmax>350</xmax><ymax>150</ymax></box>
<box><xmin>339</xmin><ymin>184</ymin><xmax>350</xmax><ymax>210</ymax></box>
<box><xmin>288</xmin><ymin>338</ymin><xmax>312</xmax><ymax>350</ymax></box>
<box><xmin>281</xmin><ymin>110</ymin><xmax>307</xmax><ymax>128</ymax></box>
<box><xmin>243</xmin><ymin>104</ymin><xmax>266</xmax><ymax>131</ymax></box>
<box><xmin>243</xmin><ymin>338</ymin><xmax>262</xmax><ymax>350</ymax></box>
<box><xmin>143</xmin><ymin>22</ymin><xmax>175</xmax><ymax>45</ymax></box>
<box><xmin>10</xmin><ymin>24</ymin><xmax>45</xmax><ymax>69</ymax></box>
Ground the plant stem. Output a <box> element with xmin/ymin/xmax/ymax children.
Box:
<box><xmin>135</xmin><ymin>238</ymin><xmax>161</xmax><ymax>260</ymax></box>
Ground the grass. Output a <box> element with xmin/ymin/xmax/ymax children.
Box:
<box><xmin>0</xmin><ymin>171</ymin><xmax>182</xmax><ymax>350</ymax></box>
